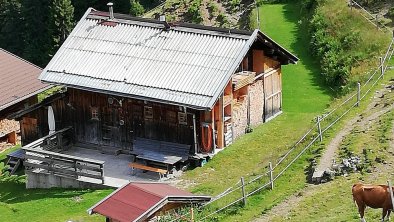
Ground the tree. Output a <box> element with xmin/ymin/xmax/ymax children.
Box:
<box><xmin>22</xmin><ymin>0</ymin><xmax>51</xmax><ymax>66</ymax></box>
<box><xmin>71</xmin><ymin>0</ymin><xmax>98</xmax><ymax>21</ymax></box>
<box><xmin>0</xmin><ymin>0</ymin><xmax>25</xmax><ymax>56</ymax></box>
<box><xmin>130</xmin><ymin>0</ymin><xmax>144</xmax><ymax>16</ymax></box>
<box><xmin>94</xmin><ymin>0</ymin><xmax>131</xmax><ymax>14</ymax></box>
<box><xmin>48</xmin><ymin>0</ymin><xmax>75</xmax><ymax>57</ymax></box>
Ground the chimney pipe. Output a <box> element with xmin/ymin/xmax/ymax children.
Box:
<box><xmin>107</xmin><ymin>2</ymin><xmax>114</xmax><ymax>20</ymax></box>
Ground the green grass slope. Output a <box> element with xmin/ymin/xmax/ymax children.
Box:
<box><xmin>180</xmin><ymin>2</ymin><xmax>334</xmax><ymax>221</ymax></box>
<box><xmin>0</xmin><ymin>147</ymin><xmax>113</xmax><ymax>222</ymax></box>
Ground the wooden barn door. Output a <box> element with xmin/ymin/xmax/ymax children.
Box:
<box><xmin>264</xmin><ymin>70</ymin><xmax>282</xmax><ymax>121</ymax></box>
<box><xmin>101</xmin><ymin>107</ymin><xmax>121</xmax><ymax>148</ymax></box>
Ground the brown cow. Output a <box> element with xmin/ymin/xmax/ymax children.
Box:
<box><xmin>352</xmin><ymin>183</ymin><xmax>394</xmax><ymax>222</ymax></box>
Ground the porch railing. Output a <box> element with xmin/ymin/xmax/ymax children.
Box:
<box><xmin>22</xmin><ymin>127</ymin><xmax>105</xmax><ymax>184</ymax></box>
<box><xmin>23</xmin><ymin>126</ymin><xmax>73</xmax><ymax>151</ymax></box>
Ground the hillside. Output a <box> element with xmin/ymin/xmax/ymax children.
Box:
<box><xmin>143</xmin><ymin>0</ymin><xmax>255</xmax><ymax>29</ymax></box>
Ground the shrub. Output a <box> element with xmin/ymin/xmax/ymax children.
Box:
<box><xmin>187</xmin><ymin>0</ymin><xmax>202</xmax><ymax>24</ymax></box>
<box><xmin>388</xmin><ymin>7</ymin><xmax>394</xmax><ymax>19</ymax></box>
<box><xmin>130</xmin><ymin>0</ymin><xmax>145</xmax><ymax>16</ymax></box>
<box><xmin>217</xmin><ymin>13</ymin><xmax>229</xmax><ymax>28</ymax></box>
<box><xmin>309</xmin><ymin>11</ymin><xmax>353</xmax><ymax>86</ymax></box>
<box><xmin>207</xmin><ymin>1</ymin><xmax>219</xmax><ymax>17</ymax></box>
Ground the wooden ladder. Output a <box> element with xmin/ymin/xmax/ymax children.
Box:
<box><xmin>6</xmin><ymin>156</ymin><xmax>21</xmax><ymax>175</ymax></box>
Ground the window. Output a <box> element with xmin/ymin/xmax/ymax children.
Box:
<box><xmin>91</xmin><ymin>107</ymin><xmax>99</xmax><ymax>120</ymax></box>
<box><xmin>144</xmin><ymin>106</ymin><xmax>153</xmax><ymax>119</ymax></box>
<box><xmin>178</xmin><ymin>112</ymin><xmax>187</xmax><ymax>125</ymax></box>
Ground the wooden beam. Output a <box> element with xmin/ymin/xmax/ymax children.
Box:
<box><xmin>211</xmin><ymin>109</ymin><xmax>216</xmax><ymax>152</ymax></box>
<box><xmin>216</xmin><ymin>95</ymin><xmax>224</xmax><ymax>148</ymax></box>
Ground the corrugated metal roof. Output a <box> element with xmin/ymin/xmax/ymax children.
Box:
<box><xmin>40</xmin><ymin>8</ymin><xmax>297</xmax><ymax>109</ymax></box>
<box><xmin>88</xmin><ymin>182</ymin><xmax>210</xmax><ymax>222</ymax></box>
<box><xmin>0</xmin><ymin>49</ymin><xmax>50</xmax><ymax>111</ymax></box>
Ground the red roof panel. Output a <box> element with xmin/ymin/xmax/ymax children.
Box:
<box><xmin>90</xmin><ymin>182</ymin><xmax>195</xmax><ymax>222</ymax></box>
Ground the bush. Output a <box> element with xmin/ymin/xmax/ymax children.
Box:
<box><xmin>130</xmin><ymin>0</ymin><xmax>145</xmax><ymax>16</ymax></box>
<box><xmin>388</xmin><ymin>7</ymin><xmax>394</xmax><ymax>19</ymax></box>
<box><xmin>207</xmin><ymin>1</ymin><xmax>219</xmax><ymax>17</ymax></box>
<box><xmin>187</xmin><ymin>0</ymin><xmax>202</xmax><ymax>24</ymax></box>
<box><xmin>217</xmin><ymin>13</ymin><xmax>229</xmax><ymax>28</ymax></box>
<box><xmin>309</xmin><ymin>11</ymin><xmax>354</xmax><ymax>86</ymax></box>
<box><xmin>229</xmin><ymin>0</ymin><xmax>241</xmax><ymax>12</ymax></box>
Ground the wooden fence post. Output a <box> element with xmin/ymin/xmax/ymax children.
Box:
<box><xmin>269</xmin><ymin>162</ymin><xmax>274</xmax><ymax>190</ymax></box>
<box><xmin>190</xmin><ymin>207</ymin><xmax>194</xmax><ymax>222</ymax></box>
<box><xmin>317</xmin><ymin>116</ymin><xmax>323</xmax><ymax>142</ymax></box>
<box><xmin>357</xmin><ymin>82</ymin><xmax>361</xmax><ymax>107</ymax></box>
<box><xmin>380</xmin><ymin>57</ymin><xmax>384</xmax><ymax>77</ymax></box>
<box><xmin>388</xmin><ymin>181</ymin><xmax>394</xmax><ymax>211</ymax></box>
<box><xmin>241</xmin><ymin>177</ymin><xmax>247</xmax><ymax>206</ymax></box>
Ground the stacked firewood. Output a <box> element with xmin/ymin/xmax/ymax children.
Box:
<box><xmin>0</xmin><ymin>119</ymin><xmax>19</xmax><ymax>137</ymax></box>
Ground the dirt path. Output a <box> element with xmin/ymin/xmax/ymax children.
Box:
<box><xmin>254</xmin><ymin>82</ymin><xmax>394</xmax><ymax>221</ymax></box>
<box><xmin>317</xmin><ymin>90</ymin><xmax>394</xmax><ymax>171</ymax></box>
<box><xmin>253</xmin><ymin>184</ymin><xmax>319</xmax><ymax>221</ymax></box>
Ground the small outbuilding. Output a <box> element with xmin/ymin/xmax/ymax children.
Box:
<box><xmin>88</xmin><ymin>182</ymin><xmax>211</xmax><ymax>222</ymax></box>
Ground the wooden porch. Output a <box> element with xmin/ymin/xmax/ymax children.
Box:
<box><xmin>21</xmin><ymin>127</ymin><xmax>194</xmax><ymax>188</ymax></box>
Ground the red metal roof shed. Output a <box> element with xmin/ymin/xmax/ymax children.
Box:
<box><xmin>88</xmin><ymin>182</ymin><xmax>211</xmax><ymax>222</ymax></box>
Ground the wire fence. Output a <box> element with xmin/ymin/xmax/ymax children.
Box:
<box><xmin>153</xmin><ymin>2</ymin><xmax>394</xmax><ymax>221</ymax></box>
<box><xmin>164</xmin><ymin>35</ymin><xmax>394</xmax><ymax>222</ymax></box>
<box><xmin>349</xmin><ymin>0</ymin><xmax>391</xmax><ymax>32</ymax></box>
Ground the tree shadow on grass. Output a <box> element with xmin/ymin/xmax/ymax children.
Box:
<box><xmin>281</xmin><ymin>2</ymin><xmax>335</xmax><ymax>98</ymax></box>
<box><xmin>0</xmin><ymin>177</ymin><xmax>103</xmax><ymax>204</ymax></box>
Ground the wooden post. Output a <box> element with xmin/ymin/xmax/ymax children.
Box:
<box><xmin>357</xmin><ymin>82</ymin><xmax>361</xmax><ymax>107</ymax></box>
<box><xmin>211</xmin><ymin>109</ymin><xmax>216</xmax><ymax>154</ymax></box>
<box><xmin>380</xmin><ymin>57</ymin><xmax>384</xmax><ymax>77</ymax></box>
<box><xmin>192</xmin><ymin>114</ymin><xmax>198</xmax><ymax>154</ymax></box>
<box><xmin>350</xmin><ymin>0</ymin><xmax>352</xmax><ymax>11</ymax></box>
<box><xmin>388</xmin><ymin>181</ymin><xmax>394</xmax><ymax>211</ymax></box>
<box><xmin>241</xmin><ymin>177</ymin><xmax>247</xmax><ymax>206</ymax></box>
<box><xmin>8</xmin><ymin>131</ymin><xmax>17</xmax><ymax>145</ymax></box>
<box><xmin>190</xmin><ymin>207</ymin><xmax>194</xmax><ymax>222</ymax></box>
<box><xmin>217</xmin><ymin>95</ymin><xmax>224</xmax><ymax>148</ymax></box>
<box><xmin>269</xmin><ymin>162</ymin><xmax>274</xmax><ymax>190</ymax></box>
<box><xmin>376</xmin><ymin>14</ymin><xmax>379</xmax><ymax>30</ymax></box>
<box><xmin>317</xmin><ymin>116</ymin><xmax>323</xmax><ymax>142</ymax></box>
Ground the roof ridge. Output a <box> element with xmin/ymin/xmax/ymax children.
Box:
<box><xmin>87</xmin><ymin>10</ymin><xmax>253</xmax><ymax>39</ymax></box>
<box><xmin>0</xmin><ymin>48</ymin><xmax>42</xmax><ymax>70</ymax></box>
<box><xmin>131</xmin><ymin>183</ymin><xmax>170</xmax><ymax>198</ymax></box>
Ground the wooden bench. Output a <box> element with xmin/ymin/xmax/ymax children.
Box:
<box><xmin>128</xmin><ymin>162</ymin><xmax>168</xmax><ymax>179</ymax></box>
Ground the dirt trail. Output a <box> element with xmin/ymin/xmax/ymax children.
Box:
<box><xmin>253</xmin><ymin>184</ymin><xmax>319</xmax><ymax>221</ymax></box>
<box><xmin>254</xmin><ymin>82</ymin><xmax>394</xmax><ymax>222</ymax></box>
<box><xmin>317</xmin><ymin>91</ymin><xmax>394</xmax><ymax>171</ymax></box>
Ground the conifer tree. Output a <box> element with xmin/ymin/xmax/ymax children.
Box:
<box><xmin>48</xmin><ymin>0</ymin><xmax>75</xmax><ymax>57</ymax></box>
<box><xmin>0</xmin><ymin>0</ymin><xmax>24</xmax><ymax>56</ymax></box>
<box><xmin>22</xmin><ymin>0</ymin><xmax>51</xmax><ymax>66</ymax></box>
